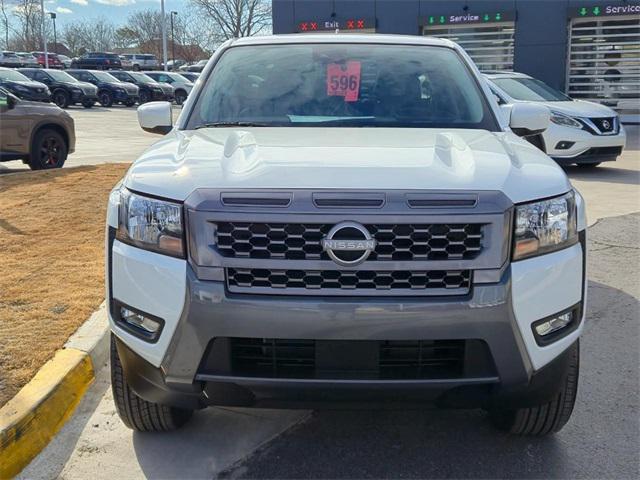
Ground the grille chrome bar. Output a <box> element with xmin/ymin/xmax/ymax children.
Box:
<box><xmin>227</xmin><ymin>268</ymin><xmax>471</xmax><ymax>296</ymax></box>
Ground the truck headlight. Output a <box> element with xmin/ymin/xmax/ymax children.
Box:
<box><xmin>116</xmin><ymin>189</ymin><xmax>185</xmax><ymax>258</ymax></box>
<box><xmin>550</xmin><ymin>111</ymin><xmax>583</xmax><ymax>129</ymax></box>
<box><xmin>513</xmin><ymin>191</ymin><xmax>577</xmax><ymax>260</ymax></box>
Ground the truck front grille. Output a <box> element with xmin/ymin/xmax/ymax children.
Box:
<box><xmin>216</xmin><ymin>222</ymin><xmax>483</xmax><ymax>261</ymax></box>
<box><xmin>197</xmin><ymin>338</ymin><xmax>496</xmax><ymax>380</ymax></box>
<box><xmin>227</xmin><ymin>268</ymin><xmax>471</xmax><ymax>293</ymax></box>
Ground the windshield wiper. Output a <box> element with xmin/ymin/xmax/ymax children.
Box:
<box><xmin>194</xmin><ymin>121</ymin><xmax>271</xmax><ymax>129</ymax></box>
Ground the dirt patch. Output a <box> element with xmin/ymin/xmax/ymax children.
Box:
<box><xmin>0</xmin><ymin>164</ymin><xmax>129</xmax><ymax>407</ymax></box>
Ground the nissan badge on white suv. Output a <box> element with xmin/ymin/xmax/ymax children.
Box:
<box><xmin>106</xmin><ymin>35</ymin><xmax>587</xmax><ymax>436</ymax></box>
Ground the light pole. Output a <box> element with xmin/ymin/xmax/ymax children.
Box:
<box><xmin>40</xmin><ymin>0</ymin><xmax>48</xmax><ymax>68</ymax></box>
<box><xmin>170</xmin><ymin>11</ymin><xmax>177</xmax><ymax>69</ymax></box>
<box><xmin>49</xmin><ymin>12</ymin><xmax>57</xmax><ymax>54</ymax></box>
<box><xmin>160</xmin><ymin>0</ymin><xmax>168</xmax><ymax>71</ymax></box>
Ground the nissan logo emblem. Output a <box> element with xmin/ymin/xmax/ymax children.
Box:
<box><xmin>321</xmin><ymin>221</ymin><xmax>377</xmax><ymax>267</ymax></box>
<box><xmin>601</xmin><ymin>120</ymin><xmax>611</xmax><ymax>130</ymax></box>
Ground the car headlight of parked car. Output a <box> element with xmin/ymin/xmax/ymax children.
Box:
<box><xmin>513</xmin><ymin>191</ymin><xmax>577</xmax><ymax>261</ymax></box>
<box><xmin>71</xmin><ymin>87</ymin><xmax>82</xmax><ymax>93</ymax></box>
<box><xmin>14</xmin><ymin>84</ymin><xmax>30</xmax><ymax>92</ymax></box>
<box><xmin>116</xmin><ymin>189</ymin><xmax>184</xmax><ymax>258</ymax></box>
<box><xmin>550</xmin><ymin>111</ymin><xmax>583</xmax><ymax>129</ymax></box>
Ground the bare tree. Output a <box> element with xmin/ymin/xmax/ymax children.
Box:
<box><xmin>188</xmin><ymin>0</ymin><xmax>271</xmax><ymax>40</ymax></box>
<box><xmin>0</xmin><ymin>0</ymin><xmax>11</xmax><ymax>49</ymax></box>
<box><xmin>61</xmin><ymin>17</ymin><xmax>114</xmax><ymax>55</ymax></box>
<box><xmin>11</xmin><ymin>0</ymin><xmax>43</xmax><ymax>51</ymax></box>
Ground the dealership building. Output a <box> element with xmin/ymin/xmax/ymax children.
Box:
<box><xmin>272</xmin><ymin>0</ymin><xmax>640</xmax><ymax>122</ymax></box>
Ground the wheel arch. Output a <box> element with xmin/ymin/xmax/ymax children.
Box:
<box><xmin>30</xmin><ymin>121</ymin><xmax>70</xmax><ymax>153</ymax></box>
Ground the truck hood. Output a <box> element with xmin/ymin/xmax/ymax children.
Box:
<box><xmin>123</xmin><ymin>128</ymin><xmax>572</xmax><ymax>204</ymax></box>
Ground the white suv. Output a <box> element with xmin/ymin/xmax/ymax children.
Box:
<box><xmin>486</xmin><ymin>72</ymin><xmax>626</xmax><ymax>168</ymax></box>
<box><xmin>106</xmin><ymin>35</ymin><xmax>587</xmax><ymax>436</ymax></box>
<box><xmin>142</xmin><ymin>71</ymin><xmax>193</xmax><ymax>105</ymax></box>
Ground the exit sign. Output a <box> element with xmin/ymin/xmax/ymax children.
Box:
<box><xmin>570</xmin><ymin>3</ymin><xmax>640</xmax><ymax>17</ymax></box>
<box><xmin>421</xmin><ymin>10</ymin><xmax>515</xmax><ymax>27</ymax></box>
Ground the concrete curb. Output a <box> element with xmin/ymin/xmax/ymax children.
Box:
<box><xmin>0</xmin><ymin>302</ymin><xmax>109</xmax><ymax>479</ymax></box>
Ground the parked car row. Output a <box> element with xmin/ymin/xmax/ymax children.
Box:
<box><xmin>0</xmin><ymin>51</ymin><xmax>65</xmax><ymax>68</ymax></box>
<box><xmin>0</xmin><ymin>66</ymin><xmax>198</xmax><ymax>108</ymax></box>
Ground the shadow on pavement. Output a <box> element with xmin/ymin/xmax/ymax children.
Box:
<box><xmin>216</xmin><ymin>279</ymin><xmax>639</xmax><ymax>480</ymax></box>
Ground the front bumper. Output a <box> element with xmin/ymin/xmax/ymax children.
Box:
<box><xmin>16</xmin><ymin>90</ymin><xmax>50</xmax><ymax>102</ymax></box>
<box><xmin>544</xmin><ymin>122</ymin><xmax>626</xmax><ymax>163</ymax></box>
<box><xmin>107</xmin><ymin>230</ymin><xmax>586</xmax><ymax>410</ymax></box>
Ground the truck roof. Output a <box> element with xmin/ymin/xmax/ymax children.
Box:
<box><xmin>230</xmin><ymin>33</ymin><xmax>456</xmax><ymax>49</ymax></box>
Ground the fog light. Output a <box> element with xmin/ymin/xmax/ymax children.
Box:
<box><xmin>120</xmin><ymin>307</ymin><xmax>161</xmax><ymax>334</ymax></box>
<box><xmin>535</xmin><ymin>312</ymin><xmax>573</xmax><ymax>337</ymax></box>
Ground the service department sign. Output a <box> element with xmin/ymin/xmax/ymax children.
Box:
<box><xmin>570</xmin><ymin>3</ymin><xmax>640</xmax><ymax>17</ymax></box>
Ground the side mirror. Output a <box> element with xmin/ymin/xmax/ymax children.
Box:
<box><xmin>138</xmin><ymin>101</ymin><xmax>172</xmax><ymax>135</ymax></box>
<box><xmin>509</xmin><ymin>103</ymin><xmax>550</xmax><ymax>137</ymax></box>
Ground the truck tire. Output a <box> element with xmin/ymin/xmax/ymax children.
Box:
<box><xmin>110</xmin><ymin>335</ymin><xmax>193</xmax><ymax>432</ymax></box>
<box><xmin>29</xmin><ymin>128</ymin><xmax>67</xmax><ymax>170</ymax></box>
<box><xmin>489</xmin><ymin>341</ymin><xmax>579</xmax><ymax>436</ymax></box>
<box><xmin>52</xmin><ymin>90</ymin><xmax>69</xmax><ymax>109</ymax></box>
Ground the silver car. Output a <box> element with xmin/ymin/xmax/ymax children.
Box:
<box><xmin>121</xmin><ymin>54</ymin><xmax>159</xmax><ymax>71</ymax></box>
<box><xmin>0</xmin><ymin>51</ymin><xmax>21</xmax><ymax>68</ymax></box>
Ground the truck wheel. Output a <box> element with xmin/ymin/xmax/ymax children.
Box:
<box><xmin>133</xmin><ymin>64</ymin><xmax>140</xmax><ymax>71</ymax></box>
<box><xmin>124</xmin><ymin>99</ymin><xmax>136</xmax><ymax>107</ymax></box>
<box><xmin>175</xmin><ymin>90</ymin><xmax>187</xmax><ymax>105</ymax></box>
<box><xmin>29</xmin><ymin>128</ymin><xmax>67</xmax><ymax>170</ymax></box>
<box><xmin>52</xmin><ymin>90</ymin><xmax>69</xmax><ymax>109</ymax></box>
<box><xmin>489</xmin><ymin>341</ymin><xmax>579</xmax><ymax>436</ymax></box>
<box><xmin>82</xmin><ymin>99</ymin><xmax>95</xmax><ymax>108</ymax></box>
<box><xmin>99</xmin><ymin>91</ymin><xmax>113</xmax><ymax>107</ymax></box>
<box><xmin>110</xmin><ymin>335</ymin><xmax>193</xmax><ymax>432</ymax></box>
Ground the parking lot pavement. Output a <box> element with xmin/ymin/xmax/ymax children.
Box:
<box><xmin>19</xmin><ymin>213</ymin><xmax>640</xmax><ymax>480</ymax></box>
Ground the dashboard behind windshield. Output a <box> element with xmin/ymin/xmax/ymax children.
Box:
<box><xmin>186</xmin><ymin>44</ymin><xmax>498</xmax><ymax>130</ymax></box>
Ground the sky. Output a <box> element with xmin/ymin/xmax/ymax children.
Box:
<box><xmin>44</xmin><ymin>0</ymin><xmax>189</xmax><ymax>27</ymax></box>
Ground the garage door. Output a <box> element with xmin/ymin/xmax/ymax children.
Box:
<box><xmin>567</xmin><ymin>15</ymin><xmax>640</xmax><ymax>123</ymax></box>
<box><xmin>423</xmin><ymin>22</ymin><xmax>515</xmax><ymax>72</ymax></box>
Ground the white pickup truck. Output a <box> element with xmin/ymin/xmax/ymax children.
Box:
<box><xmin>106</xmin><ymin>34</ymin><xmax>587</xmax><ymax>436</ymax></box>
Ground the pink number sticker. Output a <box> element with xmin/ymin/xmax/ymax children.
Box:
<box><xmin>326</xmin><ymin>61</ymin><xmax>361</xmax><ymax>102</ymax></box>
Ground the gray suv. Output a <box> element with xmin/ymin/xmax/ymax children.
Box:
<box><xmin>121</xmin><ymin>53</ymin><xmax>159</xmax><ymax>71</ymax></box>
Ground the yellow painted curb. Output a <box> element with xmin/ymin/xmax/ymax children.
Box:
<box><xmin>0</xmin><ymin>349</ymin><xmax>95</xmax><ymax>479</ymax></box>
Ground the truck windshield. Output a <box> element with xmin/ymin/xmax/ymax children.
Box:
<box><xmin>492</xmin><ymin>77</ymin><xmax>572</xmax><ymax>102</ymax></box>
<box><xmin>187</xmin><ymin>44</ymin><xmax>497</xmax><ymax>129</ymax></box>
